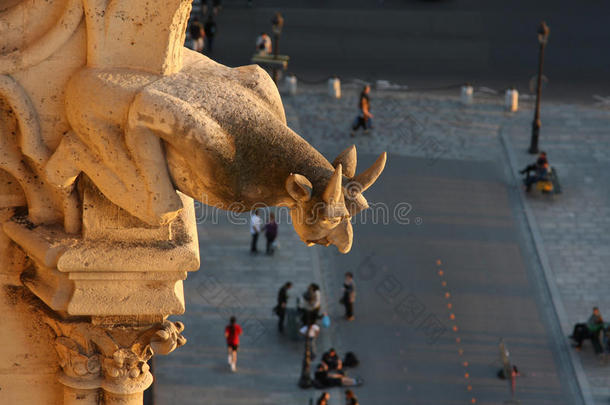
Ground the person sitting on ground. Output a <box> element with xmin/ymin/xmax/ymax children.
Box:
<box><xmin>316</xmin><ymin>392</ymin><xmax>330</xmax><ymax>405</ymax></box>
<box><xmin>571</xmin><ymin>306</ymin><xmax>605</xmax><ymax>353</ymax></box>
<box><xmin>520</xmin><ymin>151</ymin><xmax>550</xmax><ymax>192</ymax></box>
<box><xmin>322</xmin><ymin>348</ymin><xmax>343</xmax><ymax>372</ymax></box>
<box><xmin>314</xmin><ymin>363</ymin><xmax>362</xmax><ymax>388</ymax></box>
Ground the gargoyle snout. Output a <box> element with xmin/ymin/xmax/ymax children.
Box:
<box><xmin>326</xmin><ymin>218</ymin><xmax>353</xmax><ymax>254</ymax></box>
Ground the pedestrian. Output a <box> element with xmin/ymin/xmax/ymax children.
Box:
<box><xmin>212</xmin><ymin>0</ymin><xmax>222</xmax><ymax>15</ymax></box>
<box><xmin>250</xmin><ymin>209</ymin><xmax>262</xmax><ymax>253</ymax></box>
<box><xmin>224</xmin><ymin>316</ymin><xmax>242</xmax><ymax>372</ymax></box>
<box><xmin>204</xmin><ymin>15</ymin><xmax>217</xmax><ymax>54</ymax></box>
<box><xmin>345</xmin><ymin>389</ymin><xmax>359</xmax><ymax>405</ymax></box>
<box><xmin>299</xmin><ymin>322</ymin><xmax>321</xmax><ymax>358</ymax></box>
<box><xmin>316</xmin><ymin>392</ymin><xmax>330</xmax><ymax>405</ymax></box>
<box><xmin>275</xmin><ymin>281</ymin><xmax>292</xmax><ymax>332</ymax></box>
<box><xmin>256</xmin><ymin>32</ymin><xmax>272</xmax><ymax>54</ymax></box>
<box><xmin>510</xmin><ymin>365</ymin><xmax>520</xmax><ymax>398</ymax></box>
<box><xmin>263</xmin><ymin>212</ymin><xmax>278</xmax><ymax>255</ymax></box>
<box><xmin>340</xmin><ymin>272</ymin><xmax>356</xmax><ymax>321</ymax></box>
<box><xmin>200</xmin><ymin>0</ymin><xmax>209</xmax><ymax>17</ymax></box>
<box><xmin>302</xmin><ymin>283</ymin><xmax>321</xmax><ymax>325</ymax></box>
<box><xmin>187</xmin><ymin>20</ymin><xmax>205</xmax><ymax>53</ymax></box>
<box><xmin>350</xmin><ymin>84</ymin><xmax>373</xmax><ymax>137</ymax></box>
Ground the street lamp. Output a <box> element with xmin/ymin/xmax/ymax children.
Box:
<box><xmin>298</xmin><ymin>323</ymin><xmax>313</xmax><ymax>388</ymax></box>
<box><xmin>271</xmin><ymin>12</ymin><xmax>284</xmax><ymax>85</ymax></box>
<box><xmin>529</xmin><ymin>21</ymin><xmax>550</xmax><ymax>154</ymax></box>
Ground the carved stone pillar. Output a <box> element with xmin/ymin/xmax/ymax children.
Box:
<box><xmin>3</xmin><ymin>180</ymin><xmax>199</xmax><ymax>404</ymax></box>
<box><xmin>46</xmin><ymin>318</ymin><xmax>186</xmax><ymax>405</ymax></box>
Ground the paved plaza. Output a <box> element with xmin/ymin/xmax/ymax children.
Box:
<box><xmin>155</xmin><ymin>84</ymin><xmax>610</xmax><ymax>404</ymax></box>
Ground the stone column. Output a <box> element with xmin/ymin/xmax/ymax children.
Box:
<box><xmin>3</xmin><ymin>180</ymin><xmax>199</xmax><ymax>405</ymax></box>
<box><xmin>47</xmin><ymin>318</ymin><xmax>186</xmax><ymax>405</ymax></box>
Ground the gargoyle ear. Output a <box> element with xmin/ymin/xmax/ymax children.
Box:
<box><xmin>286</xmin><ymin>173</ymin><xmax>313</xmax><ymax>202</ymax></box>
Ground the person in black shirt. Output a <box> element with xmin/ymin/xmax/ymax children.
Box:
<box><xmin>341</xmin><ymin>272</ymin><xmax>356</xmax><ymax>321</ymax></box>
<box><xmin>351</xmin><ymin>85</ymin><xmax>373</xmax><ymax>137</ymax></box>
<box><xmin>275</xmin><ymin>281</ymin><xmax>292</xmax><ymax>332</ymax></box>
<box><xmin>322</xmin><ymin>348</ymin><xmax>343</xmax><ymax>372</ymax></box>
<box><xmin>204</xmin><ymin>15</ymin><xmax>217</xmax><ymax>54</ymax></box>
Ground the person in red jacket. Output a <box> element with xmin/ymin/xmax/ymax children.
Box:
<box><xmin>225</xmin><ymin>316</ymin><xmax>243</xmax><ymax>372</ymax></box>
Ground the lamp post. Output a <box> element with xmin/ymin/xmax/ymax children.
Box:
<box><xmin>298</xmin><ymin>323</ymin><xmax>313</xmax><ymax>388</ymax></box>
<box><xmin>271</xmin><ymin>12</ymin><xmax>284</xmax><ymax>85</ymax></box>
<box><xmin>529</xmin><ymin>21</ymin><xmax>550</xmax><ymax>154</ymax></box>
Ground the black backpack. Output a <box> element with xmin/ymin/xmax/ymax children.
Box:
<box><xmin>343</xmin><ymin>351</ymin><xmax>359</xmax><ymax>368</ymax></box>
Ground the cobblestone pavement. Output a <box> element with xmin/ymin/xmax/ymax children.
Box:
<box><xmin>155</xmin><ymin>84</ymin><xmax>609</xmax><ymax>404</ymax></box>
<box><xmin>154</xmin><ymin>210</ymin><xmax>342</xmax><ymax>405</ymax></box>
<box><xmin>285</xmin><ymin>84</ymin><xmax>610</xmax><ymax>403</ymax></box>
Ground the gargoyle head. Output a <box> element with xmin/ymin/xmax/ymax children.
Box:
<box><xmin>286</xmin><ymin>146</ymin><xmax>386</xmax><ymax>253</ymax></box>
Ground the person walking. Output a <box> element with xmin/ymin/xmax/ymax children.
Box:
<box><xmin>187</xmin><ymin>20</ymin><xmax>205</xmax><ymax>53</ymax></box>
<box><xmin>250</xmin><ymin>209</ymin><xmax>262</xmax><ymax>253</ymax></box>
<box><xmin>316</xmin><ymin>392</ymin><xmax>331</xmax><ymax>405</ymax></box>
<box><xmin>341</xmin><ymin>272</ymin><xmax>356</xmax><ymax>321</ymax></box>
<box><xmin>345</xmin><ymin>389</ymin><xmax>359</xmax><ymax>405</ymax></box>
<box><xmin>263</xmin><ymin>212</ymin><xmax>278</xmax><ymax>255</ymax></box>
<box><xmin>212</xmin><ymin>0</ymin><xmax>222</xmax><ymax>15</ymax></box>
<box><xmin>350</xmin><ymin>85</ymin><xmax>373</xmax><ymax>137</ymax></box>
<box><xmin>203</xmin><ymin>15</ymin><xmax>217</xmax><ymax>54</ymax></box>
<box><xmin>224</xmin><ymin>316</ymin><xmax>242</xmax><ymax>372</ymax></box>
<box><xmin>275</xmin><ymin>281</ymin><xmax>292</xmax><ymax>332</ymax></box>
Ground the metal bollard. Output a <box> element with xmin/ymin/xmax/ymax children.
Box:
<box><xmin>328</xmin><ymin>77</ymin><xmax>341</xmax><ymax>99</ymax></box>
<box><xmin>505</xmin><ymin>88</ymin><xmax>519</xmax><ymax>112</ymax></box>
<box><xmin>285</xmin><ymin>74</ymin><xmax>297</xmax><ymax>96</ymax></box>
<box><xmin>461</xmin><ymin>84</ymin><xmax>473</xmax><ymax>104</ymax></box>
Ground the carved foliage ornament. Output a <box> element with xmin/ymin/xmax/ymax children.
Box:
<box><xmin>47</xmin><ymin>319</ymin><xmax>186</xmax><ymax>394</ymax></box>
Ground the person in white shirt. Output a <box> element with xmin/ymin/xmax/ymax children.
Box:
<box><xmin>299</xmin><ymin>322</ymin><xmax>321</xmax><ymax>358</ymax></box>
<box><xmin>250</xmin><ymin>209</ymin><xmax>262</xmax><ymax>253</ymax></box>
<box><xmin>255</xmin><ymin>32</ymin><xmax>272</xmax><ymax>54</ymax></box>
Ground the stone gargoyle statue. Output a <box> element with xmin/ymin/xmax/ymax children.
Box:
<box><xmin>0</xmin><ymin>0</ymin><xmax>386</xmax><ymax>254</ymax></box>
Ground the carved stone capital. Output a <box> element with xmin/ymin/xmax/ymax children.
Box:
<box><xmin>46</xmin><ymin>318</ymin><xmax>186</xmax><ymax>395</ymax></box>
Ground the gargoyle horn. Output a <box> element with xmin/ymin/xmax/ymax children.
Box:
<box><xmin>352</xmin><ymin>152</ymin><xmax>387</xmax><ymax>194</ymax></box>
<box><xmin>332</xmin><ymin>145</ymin><xmax>357</xmax><ymax>178</ymax></box>
<box><xmin>323</xmin><ymin>164</ymin><xmax>343</xmax><ymax>205</ymax></box>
